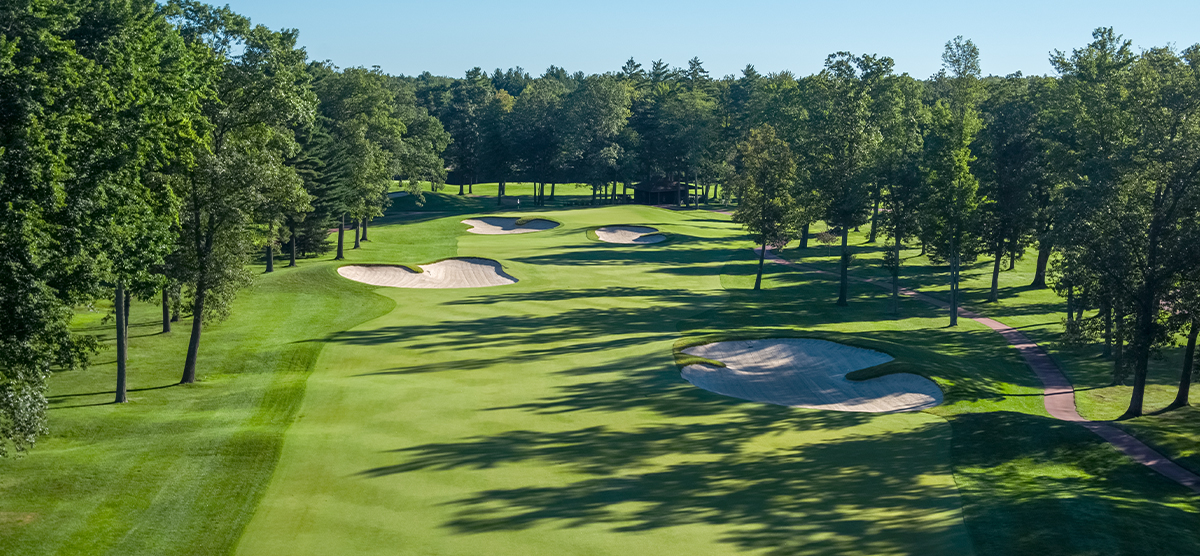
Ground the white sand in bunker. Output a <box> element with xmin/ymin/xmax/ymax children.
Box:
<box><xmin>595</xmin><ymin>225</ymin><xmax>666</xmax><ymax>244</ymax></box>
<box><xmin>337</xmin><ymin>258</ymin><xmax>516</xmax><ymax>289</ymax></box>
<box><xmin>681</xmin><ymin>338</ymin><xmax>942</xmax><ymax>413</ymax></box>
<box><xmin>462</xmin><ymin>217</ymin><xmax>559</xmax><ymax>235</ymax></box>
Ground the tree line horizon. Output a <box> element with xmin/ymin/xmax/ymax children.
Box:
<box><xmin>2</xmin><ymin>0</ymin><xmax>1197</xmax><ymax>456</ymax></box>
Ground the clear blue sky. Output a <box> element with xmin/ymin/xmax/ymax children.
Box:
<box><xmin>223</xmin><ymin>0</ymin><xmax>1200</xmax><ymax>79</ymax></box>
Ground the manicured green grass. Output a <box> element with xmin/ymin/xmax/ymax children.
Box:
<box><xmin>236</xmin><ymin>206</ymin><xmax>977</xmax><ymax>556</ymax></box>
<box><xmin>4</xmin><ymin>204</ymin><xmax>1198</xmax><ymax>555</ymax></box>
<box><xmin>239</xmin><ymin>205</ymin><xmax>1200</xmax><ymax>556</ymax></box>
<box><xmin>0</xmin><ymin>263</ymin><xmax>394</xmax><ymax>555</ymax></box>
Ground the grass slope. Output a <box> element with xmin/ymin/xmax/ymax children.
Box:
<box><xmin>0</xmin><ymin>261</ymin><xmax>394</xmax><ymax>555</ymax></box>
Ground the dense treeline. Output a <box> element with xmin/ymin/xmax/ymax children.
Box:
<box><xmin>0</xmin><ymin>0</ymin><xmax>446</xmax><ymax>454</ymax></box>
<box><xmin>411</xmin><ymin>29</ymin><xmax>1200</xmax><ymax>420</ymax></box>
<box><xmin>2</xmin><ymin>4</ymin><xmax>1198</xmax><ymax>457</ymax></box>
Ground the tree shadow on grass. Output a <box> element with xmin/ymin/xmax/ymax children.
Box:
<box><xmin>360</xmin><ymin>396</ymin><xmax>1200</xmax><ymax>555</ymax></box>
<box><xmin>510</xmin><ymin>238</ymin><xmax>746</xmax><ymax>276</ymax></box>
<box><xmin>948</xmin><ymin>411</ymin><xmax>1200</xmax><ymax>556</ymax></box>
<box><xmin>363</xmin><ymin>404</ymin><xmax>972</xmax><ymax>556</ymax></box>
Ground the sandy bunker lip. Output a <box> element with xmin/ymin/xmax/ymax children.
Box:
<box><xmin>681</xmin><ymin>338</ymin><xmax>942</xmax><ymax>413</ymax></box>
<box><xmin>462</xmin><ymin>217</ymin><xmax>559</xmax><ymax>235</ymax></box>
<box><xmin>595</xmin><ymin>225</ymin><xmax>666</xmax><ymax>244</ymax></box>
<box><xmin>337</xmin><ymin>258</ymin><xmax>516</xmax><ymax>289</ymax></box>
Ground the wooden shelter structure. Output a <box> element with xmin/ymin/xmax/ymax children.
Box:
<box><xmin>632</xmin><ymin>178</ymin><xmax>699</xmax><ymax>205</ymax></box>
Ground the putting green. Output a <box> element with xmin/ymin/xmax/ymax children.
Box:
<box><xmin>235</xmin><ymin>206</ymin><xmax>975</xmax><ymax>556</ymax></box>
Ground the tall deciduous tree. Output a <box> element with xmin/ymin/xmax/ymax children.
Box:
<box><xmin>875</xmin><ymin>75</ymin><xmax>930</xmax><ymax>313</ymax></box>
<box><xmin>442</xmin><ymin>68</ymin><xmax>492</xmax><ymax>193</ymax></box>
<box><xmin>922</xmin><ymin>37</ymin><xmax>984</xmax><ymax>326</ymax></box>
<box><xmin>731</xmin><ymin>125</ymin><xmax>798</xmax><ymax>290</ymax></box>
<box><xmin>807</xmin><ymin>52</ymin><xmax>892</xmax><ymax>306</ymax></box>
<box><xmin>561</xmin><ymin>75</ymin><xmax>632</xmax><ymax>201</ymax></box>
<box><xmin>975</xmin><ymin>74</ymin><xmax>1044</xmax><ymax>302</ymax></box>
<box><xmin>511</xmin><ymin>79</ymin><xmax>566</xmax><ymax>205</ymax></box>
<box><xmin>1</xmin><ymin>0</ymin><xmax>205</xmax><ymax>448</ymax></box>
<box><xmin>1094</xmin><ymin>44</ymin><xmax>1200</xmax><ymax>418</ymax></box>
<box><xmin>313</xmin><ymin>64</ymin><xmax>409</xmax><ymax>253</ymax></box>
<box><xmin>169</xmin><ymin>1</ymin><xmax>315</xmax><ymax>384</ymax></box>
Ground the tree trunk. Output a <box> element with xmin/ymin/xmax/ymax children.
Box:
<box><xmin>868</xmin><ymin>194</ymin><xmax>880</xmax><ymax>242</ymax></box>
<box><xmin>353</xmin><ymin>221</ymin><xmax>361</xmax><ymax>249</ymax></box>
<box><xmin>264</xmin><ymin>221</ymin><xmax>274</xmax><ymax>273</ymax></box>
<box><xmin>162</xmin><ymin>287</ymin><xmax>171</xmax><ymax>334</ymax></box>
<box><xmin>458</xmin><ymin>183</ymin><xmax>464</xmax><ymax>195</ymax></box>
<box><xmin>335</xmin><ymin>214</ymin><xmax>345</xmax><ymax>260</ymax></box>
<box><xmin>1102</xmin><ymin>300</ymin><xmax>1112</xmax><ymax>358</ymax></box>
<box><xmin>891</xmin><ymin>240</ymin><xmax>902</xmax><ymax>315</ymax></box>
<box><xmin>754</xmin><ymin>241</ymin><xmax>767</xmax><ymax>290</ymax></box>
<box><xmin>550</xmin><ymin>182</ymin><xmax>555</xmax><ymax>200</ymax></box>
<box><xmin>799</xmin><ymin>223</ymin><xmax>809</xmax><ymax>249</ymax></box>
<box><xmin>469</xmin><ymin>180</ymin><xmax>474</xmax><ymax>194</ymax></box>
<box><xmin>115</xmin><ymin>282</ymin><xmax>127</xmax><ymax>403</ymax></box>
<box><xmin>1007</xmin><ymin>237</ymin><xmax>1017</xmax><ymax>270</ymax></box>
<box><xmin>181</xmin><ymin>288</ymin><xmax>205</xmax><ymax>384</ymax></box>
<box><xmin>949</xmin><ymin>239</ymin><xmax>960</xmax><ymax>327</ymax></box>
<box><xmin>289</xmin><ymin>224</ymin><xmax>297</xmax><ymax>267</ymax></box>
<box><xmin>1119</xmin><ymin>292</ymin><xmax>1157</xmax><ymax>419</ymax></box>
<box><xmin>1169</xmin><ymin>318</ymin><xmax>1198</xmax><ymax>409</ymax></box>
<box><xmin>498</xmin><ymin>180</ymin><xmax>505</xmax><ymax>205</ymax></box>
<box><xmin>1066</xmin><ymin>286</ymin><xmax>1075</xmax><ymax>326</ymax></box>
<box><xmin>171</xmin><ymin>285</ymin><xmax>180</xmax><ymax>322</ymax></box>
<box><xmin>1113</xmin><ymin>312</ymin><xmax>1126</xmax><ymax>384</ymax></box>
<box><xmin>361</xmin><ymin>218</ymin><xmax>369</xmax><ymax>242</ymax></box>
<box><xmin>1077</xmin><ymin>287</ymin><xmax>1087</xmax><ymax>322</ymax></box>
<box><xmin>988</xmin><ymin>244</ymin><xmax>1002</xmax><ymax>302</ymax></box>
<box><xmin>837</xmin><ymin>228</ymin><xmax>850</xmax><ymax>306</ymax></box>
<box><xmin>1031</xmin><ymin>244</ymin><xmax>1051</xmax><ymax>288</ymax></box>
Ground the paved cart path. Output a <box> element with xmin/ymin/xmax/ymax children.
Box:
<box><xmin>753</xmin><ymin>247</ymin><xmax>1200</xmax><ymax>493</ymax></box>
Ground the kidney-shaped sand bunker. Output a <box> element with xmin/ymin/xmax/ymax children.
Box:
<box><xmin>338</xmin><ymin>258</ymin><xmax>516</xmax><ymax>289</ymax></box>
<box><xmin>463</xmin><ymin>217</ymin><xmax>559</xmax><ymax>235</ymax></box>
<box><xmin>595</xmin><ymin>225</ymin><xmax>666</xmax><ymax>244</ymax></box>
<box><xmin>682</xmin><ymin>338</ymin><xmax>942</xmax><ymax>412</ymax></box>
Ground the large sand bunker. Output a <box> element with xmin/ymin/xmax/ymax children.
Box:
<box><xmin>595</xmin><ymin>225</ymin><xmax>666</xmax><ymax>244</ymax></box>
<box><xmin>681</xmin><ymin>338</ymin><xmax>942</xmax><ymax>412</ymax></box>
<box><xmin>463</xmin><ymin>217</ymin><xmax>559</xmax><ymax>235</ymax></box>
<box><xmin>338</xmin><ymin>258</ymin><xmax>516</xmax><ymax>289</ymax></box>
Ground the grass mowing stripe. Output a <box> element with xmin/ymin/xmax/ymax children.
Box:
<box><xmin>0</xmin><ymin>263</ymin><xmax>395</xmax><ymax>556</ymax></box>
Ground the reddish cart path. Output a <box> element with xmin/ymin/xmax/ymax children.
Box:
<box><xmin>753</xmin><ymin>247</ymin><xmax>1200</xmax><ymax>493</ymax></box>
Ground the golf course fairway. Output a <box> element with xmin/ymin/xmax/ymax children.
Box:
<box><xmin>234</xmin><ymin>205</ymin><xmax>974</xmax><ymax>556</ymax></box>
